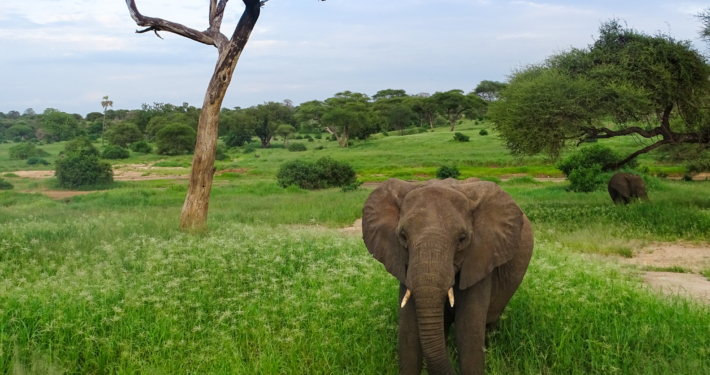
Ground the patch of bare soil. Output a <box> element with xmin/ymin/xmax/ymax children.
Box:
<box><xmin>12</xmin><ymin>170</ymin><xmax>54</xmax><ymax>178</ymax></box>
<box><xmin>338</xmin><ymin>218</ymin><xmax>362</xmax><ymax>236</ymax></box>
<box><xmin>667</xmin><ymin>172</ymin><xmax>710</xmax><ymax>181</ymax></box>
<box><xmin>112</xmin><ymin>170</ymin><xmax>188</xmax><ymax>181</ymax></box>
<box><xmin>624</xmin><ymin>243</ymin><xmax>710</xmax><ymax>273</ymax></box>
<box><xmin>643</xmin><ymin>272</ymin><xmax>710</xmax><ymax>304</ymax></box>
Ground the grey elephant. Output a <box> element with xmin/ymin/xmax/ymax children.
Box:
<box><xmin>362</xmin><ymin>178</ymin><xmax>533</xmax><ymax>375</ymax></box>
<box><xmin>608</xmin><ymin>173</ymin><xmax>649</xmax><ymax>205</ymax></box>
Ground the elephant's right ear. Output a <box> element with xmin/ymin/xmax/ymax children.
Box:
<box><xmin>362</xmin><ymin>179</ymin><xmax>417</xmax><ymax>284</ymax></box>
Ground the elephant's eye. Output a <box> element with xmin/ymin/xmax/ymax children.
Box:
<box><xmin>458</xmin><ymin>234</ymin><xmax>467</xmax><ymax>246</ymax></box>
<box><xmin>399</xmin><ymin>230</ymin><xmax>408</xmax><ymax>247</ymax></box>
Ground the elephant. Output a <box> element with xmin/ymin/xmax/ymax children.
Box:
<box><xmin>362</xmin><ymin>178</ymin><xmax>533</xmax><ymax>375</ymax></box>
<box><xmin>608</xmin><ymin>172</ymin><xmax>649</xmax><ymax>205</ymax></box>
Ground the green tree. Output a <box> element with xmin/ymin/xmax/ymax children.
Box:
<box><xmin>5</xmin><ymin>124</ymin><xmax>34</xmax><ymax>140</ymax></box>
<box><xmin>431</xmin><ymin>90</ymin><xmax>486</xmax><ymax>131</ymax></box>
<box><xmin>252</xmin><ymin>102</ymin><xmax>295</xmax><ymax>149</ymax></box>
<box><xmin>372</xmin><ymin>89</ymin><xmax>407</xmax><ymax>101</ymax></box>
<box><xmin>408</xmin><ymin>93</ymin><xmax>437</xmax><ymax>129</ymax></box>
<box><xmin>473</xmin><ymin>80</ymin><xmax>508</xmax><ymax>102</ymax></box>
<box><xmin>275</xmin><ymin>124</ymin><xmax>296</xmax><ymax>147</ymax></box>
<box><xmin>156</xmin><ymin>124</ymin><xmax>197</xmax><ymax>155</ymax></box>
<box><xmin>698</xmin><ymin>8</ymin><xmax>710</xmax><ymax>45</ymax></box>
<box><xmin>40</xmin><ymin>109</ymin><xmax>80</xmax><ymax>142</ymax></box>
<box><xmin>101</xmin><ymin>96</ymin><xmax>113</xmax><ymax>146</ymax></box>
<box><xmin>322</xmin><ymin>92</ymin><xmax>372</xmax><ymax>147</ymax></box>
<box><xmin>388</xmin><ymin>105</ymin><xmax>417</xmax><ymax>135</ymax></box>
<box><xmin>86</xmin><ymin>112</ymin><xmax>104</xmax><ymax>122</ymax></box>
<box><xmin>55</xmin><ymin>137</ymin><xmax>113</xmax><ymax>188</ymax></box>
<box><xmin>106</xmin><ymin>122</ymin><xmax>143</xmax><ymax>147</ymax></box>
<box><xmin>489</xmin><ymin>20</ymin><xmax>710</xmax><ymax>170</ymax></box>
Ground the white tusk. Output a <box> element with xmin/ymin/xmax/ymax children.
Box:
<box><xmin>448</xmin><ymin>288</ymin><xmax>455</xmax><ymax>308</ymax></box>
<box><xmin>400</xmin><ymin>289</ymin><xmax>411</xmax><ymax>309</ymax></box>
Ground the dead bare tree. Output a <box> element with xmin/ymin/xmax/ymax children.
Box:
<box><xmin>125</xmin><ymin>0</ymin><xmax>324</xmax><ymax>231</ymax></box>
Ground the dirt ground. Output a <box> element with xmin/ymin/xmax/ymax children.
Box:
<box><xmin>643</xmin><ymin>272</ymin><xmax>710</xmax><ymax>304</ymax></box>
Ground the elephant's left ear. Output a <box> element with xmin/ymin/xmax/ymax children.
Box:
<box><xmin>453</xmin><ymin>182</ymin><xmax>524</xmax><ymax>290</ymax></box>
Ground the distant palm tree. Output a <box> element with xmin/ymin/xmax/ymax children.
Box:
<box><xmin>101</xmin><ymin>96</ymin><xmax>113</xmax><ymax>145</ymax></box>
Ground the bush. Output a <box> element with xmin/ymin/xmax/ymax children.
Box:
<box><xmin>556</xmin><ymin>144</ymin><xmax>634</xmax><ymax>176</ymax></box>
<box><xmin>215</xmin><ymin>145</ymin><xmax>230</xmax><ymax>161</ymax></box>
<box><xmin>341</xmin><ymin>181</ymin><xmax>364</xmax><ymax>192</ymax></box>
<box><xmin>8</xmin><ymin>142</ymin><xmax>50</xmax><ymax>160</ymax></box>
<box><xmin>287</xmin><ymin>143</ymin><xmax>308</xmax><ymax>152</ymax></box>
<box><xmin>295</xmin><ymin>135</ymin><xmax>303</xmax><ymax>140</ymax></box>
<box><xmin>224</xmin><ymin>131</ymin><xmax>252</xmax><ymax>148</ymax></box>
<box><xmin>315</xmin><ymin>146</ymin><xmax>324</xmax><ymax>150</ymax></box>
<box><xmin>0</xmin><ymin>178</ymin><xmax>13</xmax><ymax>190</ymax></box>
<box><xmin>243</xmin><ymin>143</ymin><xmax>257</xmax><ymax>154</ymax></box>
<box><xmin>27</xmin><ymin>157</ymin><xmax>50</xmax><ymax>166</ymax></box>
<box><xmin>436</xmin><ymin>165</ymin><xmax>460</xmax><ymax>179</ymax></box>
<box><xmin>567</xmin><ymin>164</ymin><xmax>605</xmax><ymax>193</ymax></box>
<box><xmin>102</xmin><ymin>145</ymin><xmax>130</xmax><ymax>159</ymax></box>
<box><xmin>314</xmin><ymin>134</ymin><xmax>322</xmax><ymax>140</ymax></box>
<box><xmin>55</xmin><ymin>139</ymin><xmax>113</xmax><ymax>188</ymax></box>
<box><xmin>479</xmin><ymin>129</ymin><xmax>489</xmax><ymax>136</ymax></box>
<box><xmin>106</xmin><ymin>122</ymin><xmax>143</xmax><ymax>147</ymax></box>
<box><xmin>382</xmin><ymin>131</ymin><xmax>389</xmax><ymax>137</ymax></box>
<box><xmin>130</xmin><ymin>140</ymin><xmax>152</xmax><ymax>153</ymax></box>
<box><xmin>156</xmin><ymin>124</ymin><xmax>197</xmax><ymax>156</ymax></box>
<box><xmin>277</xmin><ymin>157</ymin><xmax>357</xmax><ymax>190</ymax></box>
<box><xmin>453</xmin><ymin>132</ymin><xmax>470</xmax><ymax>142</ymax></box>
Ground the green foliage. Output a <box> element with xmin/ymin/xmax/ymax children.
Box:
<box><xmin>556</xmin><ymin>145</ymin><xmax>630</xmax><ymax>176</ymax></box>
<box><xmin>55</xmin><ymin>138</ymin><xmax>113</xmax><ymax>188</ymax></box>
<box><xmin>101</xmin><ymin>145</ymin><xmax>130</xmax><ymax>160</ymax></box>
<box><xmin>8</xmin><ymin>142</ymin><xmax>49</xmax><ymax>160</ymax></box>
<box><xmin>436</xmin><ymin>165</ymin><xmax>460</xmax><ymax>179</ymax></box>
<box><xmin>153</xmin><ymin>160</ymin><xmax>190</xmax><ymax>168</ymax></box>
<box><xmin>5</xmin><ymin>124</ymin><xmax>34</xmax><ymax>140</ymax></box>
<box><xmin>453</xmin><ymin>132</ymin><xmax>470</xmax><ymax>142</ymax></box>
<box><xmin>314</xmin><ymin>133</ymin><xmax>322</xmax><ymax>140</ymax></box>
<box><xmin>341</xmin><ymin>181</ymin><xmax>363</xmax><ymax>192</ymax></box>
<box><xmin>474</xmin><ymin>80</ymin><xmax>508</xmax><ymax>102</ymax></box>
<box><xmin>130</xmin><ymin>140</ymin><xmax>152</xmax><ymax>154</ymax></box>
<box><xmin>0</xmin><ymin>177</ymin><xmax>13</xmax><ymax>190</ymax></box>
<box><xmin>215</xmin><ymin>145</ymin><xmax>230</xmax><ymax>161</ymax></box>
<box><xmin>26</xmin><ymin>157</ymin><xmax>50</xmax><ymax>166</ymax></box>
<box><xmin>3</xmin><ymin>173</ymin><xmax>19</xmax><ymax>178</ymax></box>
<box><xmin>242</xmin><ymin>143</ymin><xmax>257</xmax><ymax>154</ymax></box>
<box><xmin>224</xmin><ymin>131</ymin><xmax>253</xmax><ymax>148</ymax></box>
<box><xmin>156</xmin><ymin>124</ymin><xmax>197</xmax><ymax>156</ymax></box>
<box><xmin>277</xmin><ymin>157</ymin><xmax>356</xmax><ymax>190</ymax></box>
<box><xmin>106</xmin><ymin>122</ymin><xmax>143</xmax><ymax>148</ymax></box>
<box><xmin>479</xmin><ymin>129</ymin><xmax>489</xmax><ymax>136</ymax></box>
<box><xmin>307</xmin><ymin>138</ymin><xmax>314</xmax><ymax>142</ymax></box>
<box><xmin>287</xmin><ymin>143</ymin><xmax>307</xmax><ymax>152</ymax></box>
<box><xmin>567</xmin><ymin>164</ymin><xmax>605</xmax><ymax>192</ymax></box>
<box><xmin>40</xmin><ymin>108</ymin><xmax>81</xmax><ymax>142</ymax></box>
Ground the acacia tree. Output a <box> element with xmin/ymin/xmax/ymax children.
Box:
<box><xmin>322</xmin><ymin>91</ymin><xmax>371</xmax><ymax>147</ymax></box>
<box><xmin>431</xmin><ymin>90</ymin><xmax>486</xmax><ymax>131</ymax></box>
<box><xmin>489</xmin><ymin>20</ymin><xmax>710</xmax><ymax>171</ymax></box>
<box><xmin>473</xmin><ymin>80</ymin><xmax>507</xmax><ymax>102</ymax></box>
<box><xmin>125</xmin><ymin>0</ymin><xmax>324</xmax><ymax>231</ymax></box>
<box><xmin>408</xmin><ymin>93</ymin><xmax>437</xmax><ymax>129</ymax></box>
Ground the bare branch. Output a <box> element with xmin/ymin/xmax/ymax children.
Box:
<box><xmin>210</xmin><ymin>0</ymin><xmax>229</xmax><ymax>32</ymax></box>
<box><xmin>125</xmin><ymin>0</ymin><xmax>216</xmax><ymax>47</ymax></box>
<box><xmin>602</xmin><ymin>139</ymin><xmax>672</xmax><ymax>171</ymax></box>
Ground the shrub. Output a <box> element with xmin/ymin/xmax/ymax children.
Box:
<box><xmin>215</xmin><ymin>145</ymin><xmax>230</xmax><ymax>161</ymax></box>
<box><xmin>567</xmin><ymin>164</ymin><xmax>604</xmax><ymax>193</ymax></box>
<box><xmin>307</xmin><ymin>138</ymin><xmax>314</xmax><ymax>142</ymax></box>
<box><xmin>436</xmin><ymin>165</ymin><xmax>460</xmax><ymax>179</ymax></box>
<box><xmin>341</xmin><ymin>181</ymin><xmax>364</xmax><ymax>192</ymax></box>
<box><xmin>224</xmin><ymin>131</ymin><xmax>252</xmax><ymax>148</ymax></box>
<box><xmin>27</xmin><ymin>157</ymin><xmax>50</xmax><ymax>166</ymax></box>
<box><xmin>295</xmin><ymin>135</ymin><xmax>303</xmax><ymax>140</ymax></box>
<box><xmin>556</xmin><ymin>144</ymin><xmax>634</xmax><ymax>176</ymax></box>
<box><xmin>382</xmin><ymin>131</ymin><xmax>389</xmax><ymax>137</ymax></box>
<box><xmin>315</xmin><ymin>146</ymin><xmax>324</xmax><ymax>150</ymax></box>
<box><xmin>479</xmin><ymin>129</ymin><xmax>489</xmax><ymax>136</ymax></box>
<box><xmin>287</xmin><ymin>143</ymin><xmax>308</xmax><ymax>152</ymax></box>
<box><xmin>453</xmin><ymin>132</ymin><xmax>470</xmax><ymax>142</ymax></box>
<box><xmin>243</xmin><ymin>144</ymin><xmax>257</xmax><ymax>154</ymax></box>
<box><xmin>55</xmin><ymin>139</ymin><xmax>113</xmax><ymax>188</ymax></box>
<box><xmin>314</xmin><ymin>134</ymin><xmax>322</xmax><ymax>139</ymax></box>
<box><xmin>156</xmin><ymin>124</ymin><xmax>197</xmax><ymax>156</ymax></box>
<box><xmin>130</xmin><ymin>140</ymin><xmax>152</xmax><ymax>153</ymax></box>
<box><xmin>106</xmin><ymin>122</ymin><xmax>143</xmax><ymax>147</ymax></box>
<box><xmin>0</xmin><ymin>178</ymin><xmax>13</xmax><ymax>190</ymax></box>
<box><xmin>277</xmin><ymin>157</ymin><xmax>356</xmax><ymax>190</ymax></box>
<box><xmin>102</xmin><ymin>145</ymin><xmax>130</xmax><ymax>159</ymax></box>
<box><xmin>8</xmin><ymin>142</ymin><xmax>49</xmax><ymax>160</ymax></box>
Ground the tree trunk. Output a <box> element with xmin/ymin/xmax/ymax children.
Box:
<box><xmin>179</xmin><ymin>4</ymin><xmax>261</xmax><ymax>231</ymax></box>
<box><xmin>449</xmin><ymin>118</ymin><xmax>456</xmax><ymax>131</ymax></box>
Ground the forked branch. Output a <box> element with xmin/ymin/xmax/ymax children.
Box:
<box><xmin>125</xmin><ymin>0</ymin><xmax>218</xmax><ymax>47</ymax></box>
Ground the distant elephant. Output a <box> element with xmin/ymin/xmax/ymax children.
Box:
<box><xmin>362</xmin><ymin>178</ymin><xmax>533</xmax><ymax>375</ymax></box>
<box><xmin>608</xmin><ymin>173</ymin><xmax>649</xmax><ymax>205</ymax></box>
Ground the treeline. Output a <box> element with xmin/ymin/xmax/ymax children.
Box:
<box><xmin>0</xmin><ymin>83</ymin><xmax>504</xmax><ymax>151</ymax></box>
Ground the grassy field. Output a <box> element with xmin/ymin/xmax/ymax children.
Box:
<box><xmin>1</xmin><ymin>123</ymin><xmax>709</xmax><ymax>374</ymax></box>
<box><xmin>0</xmin><ymin>121</ymin><xmax>688</xmax><ymax>179</ymax></box>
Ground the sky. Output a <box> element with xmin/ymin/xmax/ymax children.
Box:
<box><xmin>0</xmin><ymin>0</ymin><xmax>708</xmax><ymax>116</ymax></box>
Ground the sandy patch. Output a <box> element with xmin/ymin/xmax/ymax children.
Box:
<box><xmin>643</xmin><ymin>272</ymin><xmax>710</xmax><ymax>304</ymax></box>
<box><xmin>624</xmin><ymin>243</ymin><xmax>710</xmax><ymax>273</ymax></box>
<box><xmin>667</xmin><ymin>172</ymin><xmax>710</xmax><ymax>181</ymax></box>
<box><xmin>10</xmin><ymin>168</ymin><xmax>188</xmax><ymax>182</ymax></box>
<box><xmin>12</xmin><ymin>170</ymin><xmax>55</xmax><ymax>178</ymax></box>
<box><xmin>338</xmin><ymin>218</ymin><xmax>362</xmax><ymax>236</ymax></box>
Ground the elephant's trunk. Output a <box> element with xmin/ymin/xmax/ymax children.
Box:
<box><xmin>407</xmin><ymin>238</ymin><xmax>456</xmax><ymax>375</ymax></box>
<box><xmin>414</xmin><ymin>286</ymin><xmax>455</xmax><ymax>375</ymax></box>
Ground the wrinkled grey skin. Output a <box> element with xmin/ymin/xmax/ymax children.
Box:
<box><xmin>362</xmin><ymin>178</ymin><xmax>534</xmax><ymax>375</ymax></box>
<box><xmin>608</xmin><ymin>173</ymin><xmax>649</xmax><ymax>205</ymax></box>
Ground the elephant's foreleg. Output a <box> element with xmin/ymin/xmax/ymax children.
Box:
<box><xmin>455</xmin><ymin>274</ymin><xmax>492</xmax><ymax>375</ymax></box>
<box><xmin>398</xmin><ymin>283</ymin><xmax>423</xmax><ymax>375</ymax></box>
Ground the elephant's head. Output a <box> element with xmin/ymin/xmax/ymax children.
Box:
<box><xmin>362</xmin><ymin>178</ymin><xmax>524</xmax><ymax>374</ymax></box>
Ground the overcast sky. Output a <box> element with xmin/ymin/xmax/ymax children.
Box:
<box><xmin>0</xmin><ymin>0</ymin><xmax>707</xmax><ymax>115</ymax></box>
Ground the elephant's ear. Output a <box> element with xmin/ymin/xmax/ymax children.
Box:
<box><xmin>362</xmin><ymin>179</ymin><xmax>418</xmax><ymax>283</ymax></box>
<box><xmin>454</xmin><ymin>182</ymin><xmax>524</xmax><ymax>290</ymax></box>
<box><xmin>611</xmin><ymin>173</ymin><xmax>632</xmax><ymax>198</ymax></box>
